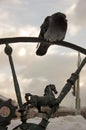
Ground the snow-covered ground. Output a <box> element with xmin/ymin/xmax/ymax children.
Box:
<box><xmin>8</xmin><ymin>115</ymin><xmax>86</xmax><ymax>130</ymax></box>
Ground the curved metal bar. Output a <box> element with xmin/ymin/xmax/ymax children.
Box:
<box><xmin>0</xmin><ymin>37</ymin><xmax>86</xmax><ymax>55</ymax></box>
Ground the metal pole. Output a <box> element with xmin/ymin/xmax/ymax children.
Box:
<box><xmin>47</xmin><ymin>57</ymin><xmax>86</xmax><ymax>119</ymax></box>
<box><xmin>4</xmin><ymin>44</ymin><xmax>23</xmax><ymax>108</ymax></box>
<box><xmin>75</xmin><ymin>52</ymin><xmax>81</xmax><ymax>114</ymax></box>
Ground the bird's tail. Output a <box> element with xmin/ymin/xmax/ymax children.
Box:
<box><xmin>36</xmin><ymin>42</ymin><xmax>51</xmax><ymax>56</ymax></box>
<box><xmin>36</xmin><ymin>43</ymin><xmax>40</xmax><ymax>49</ymax></box>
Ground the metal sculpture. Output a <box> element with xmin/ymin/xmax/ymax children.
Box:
<box><xmin>44</xmin><ymin>84</ymin><xmax>58</xmax><ymax>96</ymax></box>
<box><xmin>13</xmin><ymin>56</ymin><xmax>86</xmax><ymax>130</ymax></box>
<box><xmin>0</xmin><ymin>37</ymin><xmax>85</xmax><ymax>130</ymax></box>
<box><xmin>25</xmin><ymin>84</ymin><xmax>58</xmax><ymax>113</ymax></box>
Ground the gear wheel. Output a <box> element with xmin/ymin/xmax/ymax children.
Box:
<box><xmin>0</xmin><ymin>99</ymin><xmax>17</xmax><ymax>124</ymax></box>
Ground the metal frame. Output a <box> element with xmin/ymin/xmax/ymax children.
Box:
<box><xmin>0</xmin><ymin>37</ymin><xmax>86</xmax><ymax>130</ymax></box>
<box><xmin>0</xmin><ymin>37</ymin><xmax>86</xmax><ymax>55</ymax></box>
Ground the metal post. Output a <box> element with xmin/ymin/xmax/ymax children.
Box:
<box><xmin>75</xmin><ymin>52</ymin><xmax>81</xmax><ymax>114</ymax></box>
<box><xmin>4</xmin><ymin>44</ymin><xmax>23</xmax><ymax>108</ymax></box>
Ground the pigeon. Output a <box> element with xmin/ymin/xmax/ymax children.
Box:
<box><xmin>36</xmin><ymin>12</ymin><xmax>67</xmax><ymax>56</ymax></box>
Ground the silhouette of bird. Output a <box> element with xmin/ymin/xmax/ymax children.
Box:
<box><xmin>36</xmin><ymin>12</ymin><xmax>67</xmax><ymax>56</ymax></box>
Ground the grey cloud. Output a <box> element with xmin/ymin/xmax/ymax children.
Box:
<box><xmin>67</xmin><ymin>0</ymin><xmax>86</xmax><ymax>27</ymax></box>
<box><xmin>73</xmin><ymin>0</ymin><xmax>86</xmax><ymax>26</ymax></box>
<box><xmin>0</xmin><ymin>0</ymin><xmax>71</xmax><ymax>27</ymax></box>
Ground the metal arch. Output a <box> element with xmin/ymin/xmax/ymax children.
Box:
<box><xmin>0</xmin><ymin>37</ymin><xmax>86</xmax><ymax>55</ymax></box>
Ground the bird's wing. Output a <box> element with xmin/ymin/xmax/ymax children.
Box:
<box><xmin>36</xmin><ymin>42</ymin><xmax>51</xmax><ymax>56</ymax></box>
<box><xmin>36</xmin><ymin>16</ymin><xmax>51</xmax><ymax>56</ymax></box>
<box><xmin>39</xmin><ymin>16</ymin><xmax>50</xmax><ymax>38</ymax></box>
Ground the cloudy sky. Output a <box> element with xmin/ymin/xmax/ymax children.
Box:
<box><xmin>0</xmin><ymin>0</ymin><xmax>86</xmax><ymax>108</ymax></box>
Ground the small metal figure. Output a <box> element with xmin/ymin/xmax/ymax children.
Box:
<box><xmin>25</xmin><ymin>84</ymin><xmax>58</xmax><ymax>113</ymax></box>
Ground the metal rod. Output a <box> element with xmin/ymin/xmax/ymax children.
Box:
<box><xmin>47</xmin><ymin>57</ymin><xmax>86</xmax><ymax>119</ymax></box>
<box><xmin>0</xmin><ymin>37</ymin><xmax>85</xmax><ymax>55</ymax></box>
<box><xmin>4</xmin><ymin>44</ymin><xmax>23</xmax><ymax>108</ymax></box>
<box><xmin>75</xmin><ymin>52</ymin><xmax>81</xmax><ymax>114</ymax></box>
<box><xmin>55</xmin><ymin>57</ymin><xmax>86</xmax><ymax>105</ymax></box>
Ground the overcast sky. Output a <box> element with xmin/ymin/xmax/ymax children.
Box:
<box><xmin>0</xmin><ymin>0</ymin><xmax>86</xmax><ymax>108</ymax></box>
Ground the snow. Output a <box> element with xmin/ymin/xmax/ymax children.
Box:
<box><xmin>8</xmin><ymin>115</ymin><xmax>86</xmax><ymax>130</ymax></box>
